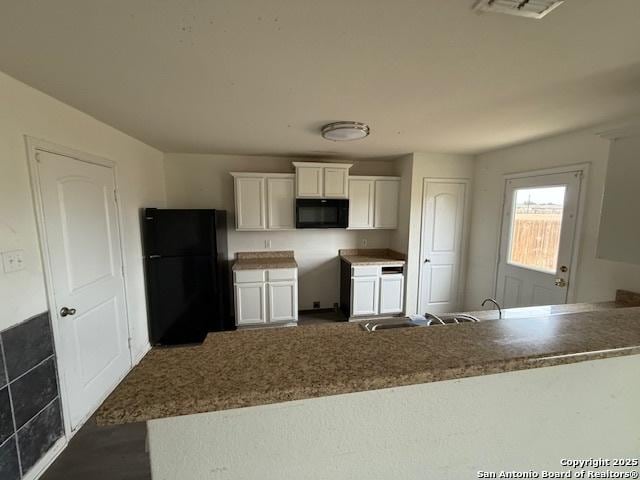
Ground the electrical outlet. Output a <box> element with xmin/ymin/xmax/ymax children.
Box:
<box><xmin>265</xmin><ymin>239</ymin><xmax>272</xmax><ymax>248</ymax></box>
<box><xmin>361</xmin><ymin>238</ymin><xmax>368</xmax><ymax>247</ymax></box>
<box><xmin>2</xmin><ymin>250</ymin><xmax>25</xmax><ymax>273</ymax></box>
<box><xmin>313</xmin><ymin>301</ymin><xmax>320</xmax><ymax>309</ymax></box>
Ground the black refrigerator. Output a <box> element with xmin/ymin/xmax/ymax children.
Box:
<box><xmin>142</xmin><ymin>208</ymin><xmax>233</xmax><ymax>346</ymax></box>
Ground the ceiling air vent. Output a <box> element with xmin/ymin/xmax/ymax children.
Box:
<box><xmin>473</xmin><ymin>0</ymin><xmax>565</xmax><ymax>19</ymax></box>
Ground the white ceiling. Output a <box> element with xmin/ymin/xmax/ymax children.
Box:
<box><xmin>1</xmin><ymin>0</ymin><xmax>640</xmax><ymax>158</ymax></box>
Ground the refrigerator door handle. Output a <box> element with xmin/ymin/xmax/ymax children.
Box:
<box><xmin>148</xmin><ymin>255</ymin><xmax>161</xmax><ymax>259</ymax></box>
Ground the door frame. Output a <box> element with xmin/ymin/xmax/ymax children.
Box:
<box><xmin>24</xmin><ymin>136</ymin><xmax>134</xmax><ymax>441</ymax></box>
<box><xmin>417</xmin><ymin>177</ymin><xmax>472</xmax><ymax>314</ymax></box>
<box><xmin>494</xmin><ymin>163</ymin><xmax>590</xmax><ymax>305</ymax></box>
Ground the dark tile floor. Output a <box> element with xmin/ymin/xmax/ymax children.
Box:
<box><xmin>298</xmin><ymin>309</ymin><xmax>347</xmax><ymax>325</ymax></box>
<box><xmin>40</xmin><ymin>311</ymin><xmax>347</xmax><ymax>479</ymax></box>
<box><xmin>40</xmin><ymin>416</ymin><xmax>150</xmax><ymax>480</ymax></box>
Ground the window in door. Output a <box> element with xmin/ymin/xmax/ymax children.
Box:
<box><xmin>507</xmin><ymin>186</ymin><xmax>566</xmax><ymax>274</ymax></box>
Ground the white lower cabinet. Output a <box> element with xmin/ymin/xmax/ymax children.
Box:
<box><xmin>234</xmin><ymin>268</ymin><xmax>298</xmax><ymax>326</ymax></box>
<box><xmin>235</xmin><ymin>282</ymin><xmax>267</xmax><ymax>325</ymax></box>
<box><xmin>349</xmin><ymin>265</ymin><xmax>405</xmax><ymax>317</ymax></box>
<box><xmin>379</xmin><ymin>274</ymin><xmax>404</xmax><ymax>314</ymax></box>
<box><xmin>351</xmin><ymin>276</ymin><xmax>380</xmax><ymax>316</ymax></box>
<box><xmin>268</xmin><ymin>281</ymin><xmax>297</xmax><ymax>322</ymax></box>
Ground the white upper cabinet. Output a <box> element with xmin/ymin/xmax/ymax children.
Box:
<box><xmin>374</xmin><ymin>179</ymin><xmax>400</xmax><ymax>229</ymax></box>
<box><xmin>231</xmin><ymin>173</ymin><xmax>294</xmax><ymax>231</ymax></box>
<box><xmin>296</xmin><ymin>166</ymin><xmax>323</xmax><ymax>197</ymax></box>
<box><xmin>293</xmin><ymin>162</ymin><xmax>352</xmax><ymax>198</ymax></box>
<box><xmin>348</xmin><ymin>176</ymin><xmax>400</xmax><ymax>230</ymax></box>
<box><xmin>267</xmin><ymin>177</ymin><xmax>295</xmax><ymax>229</ymax></box>
<box><xmin>323</xmin><ymin>167</ymin><xmax>349</xmax><ymax>198</ymax></box>
<box><xmin>348</xmin><ymin>178</ymin><xmax>375</xmax><ymax>229</ymax></box>
<box><xmin>234</xmin><ymin>176</ymin><xmax>266</xmax><ymax>230</ymax></box>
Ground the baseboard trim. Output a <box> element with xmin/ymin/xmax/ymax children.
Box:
<box><xmin>22</xmin><ymin>437</ymin><xmax>67</xmax><ymax>480</ymax></box>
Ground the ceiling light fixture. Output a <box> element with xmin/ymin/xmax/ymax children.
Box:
<box><xmin>321</xmin><ymin>121</ymin><xmax>370</xmax><ymax>142</ymax></box>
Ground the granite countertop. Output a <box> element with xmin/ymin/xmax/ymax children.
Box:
<box><xmin>97</xmin><ymin>305</ymin><xmax>640</xmax><ymax>426</ymax></box>
<box><xmin>461</xmin><ymin>290</ymin><xmax>640</xmax><ymax>321</ymax></box>
<box><xmin>459</xmin><ymin>301</ymin><xmax>619</xmax><ymax>321</ymax></box>
<box><xmin>339</xmin><ymin>248</ymin><xmax>406</xmax><ymax>266</ymax></box>
<box><xmin>232</xmin><ymin>250</ymin><xmax>298</xmax><ymax>270</ymax></box>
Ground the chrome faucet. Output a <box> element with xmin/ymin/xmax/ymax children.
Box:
<box><xmin>481</xmin><ymin>298</ymin><xmax>502</xmax><ymax>319</ymax></box>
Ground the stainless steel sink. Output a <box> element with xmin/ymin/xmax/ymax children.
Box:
<box><xmin>361</xmin><ymin>313</ymin><xmax>479</xmax><ymax>332</ymax></box>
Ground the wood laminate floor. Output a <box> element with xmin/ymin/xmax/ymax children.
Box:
<box><xmin>40</xmin><ymin>416</ymin><xmax>150</xmax><ymax>480</ymax></box>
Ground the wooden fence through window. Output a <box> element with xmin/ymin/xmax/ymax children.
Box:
<box><xmin>510</xmin><ymin>212</ymin><xmax>562</xmax><ymax>271</ymax></box>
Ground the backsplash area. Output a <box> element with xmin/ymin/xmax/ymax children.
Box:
<box><xmin>0</xmin><ymin>312</ymin><xmax>64</xmax><ymax>480</ymax></box>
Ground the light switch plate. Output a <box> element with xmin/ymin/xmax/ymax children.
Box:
<box><xmin>2</xmin><ymin>250</ymin><xmax>25</xmax><ymax>273</ymax></box>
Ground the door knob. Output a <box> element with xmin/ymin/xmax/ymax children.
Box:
<box><xmin>424</xmin><ymin>259</ymin><xmax>431</xmax><ymax>263</ymax></box>
<box><xmin>554</xmin><ymin>278</ymin><xmax>567</xmax><ymax>288</ymax></box>
<box><xmin>60</xmin><ymin>307</ymin><xmax>77</xmax><ymax>317</ymax></box>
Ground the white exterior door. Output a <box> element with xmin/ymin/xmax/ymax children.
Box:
<box><xmin>267</xmin><ymin>177</ymin><xmax>295</xmax><ymax>229</ymax></box>
<box><xmin>496</xmin><ymin>171</ymin><xmax>582</xmax><ymax>308</ymax></box>
<box><xmin>268</xmin><ymin>281</ymin><xmax>297</xmax><ymax>322</ymax></box>
<box><xmin>235</xmin><ymin>283</ymin><xmax>267</xmax><ymax>325</ymax></box>
<box><xmin>36</xmin><ymin>149</ymin><xmax>131</xmax><ymax>430</ymax></box>
<box><xmin>419</xmin><ymin>181</ymin><xmax>467</xmax><ymax>314</ymax></box>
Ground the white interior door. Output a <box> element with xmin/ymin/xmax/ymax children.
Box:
<box><xmin>419</xmin><ymin>181</ymin><xmax>467</xmax><ymax>314</ymax></box>
<box><xmin>496</xmin><ymin>171</ymin><xmax>582</xmax><ymax>308</ymax></box>
<box><xmin>36</xmin><ymin>149</ymin><xmax>131</xmax><ymax>430</ymax></box>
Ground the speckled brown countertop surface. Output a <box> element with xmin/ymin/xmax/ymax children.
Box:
<box><xmin>96</xmin><ymin>306</ymin><xmax>640</xmax><ymax>426</ymax></box>
<box><xmin>339</xmin><ymin>248</ymin><xmax>406</xmax><ymax>266</ymax></box>
<box><xmin>459</xmin><ymin>290</ymin><xmax>640</xmax><ymax>321</ymax></box>
<box><xmin>457</xmin><ymin>301</ymin><xmax>620</xmax><ymax>321</ymax></box>
<box><xmin>232</xmin><ymin>250</ymin><xmax>298</xmax><ymax>270</ymax></box>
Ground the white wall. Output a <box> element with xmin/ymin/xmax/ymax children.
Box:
<box><xmin>163</xmin><ymin>154</ymin><xmax>397</xmax><ymax>310</ymax></box>
<box><xmin>597</xmin><ymin>134</ymin><xmax>640</xmax><ymax>265</ymax></box>
<box><xmin>148</xmin><ymin>355</ymin><xmax>640</xmax><ymax>480</ymax></box>
<box><xmin>465</xmin><ymin>128</ymin><xmax>640</xmax><ymax>309</ymax></box>
<box><xmin>0</xmin><ymin>71</ymin><xmax>166</xmax><ymax>359</ymax></box>
<box><xmin>392</xmin><ymin>153</ymin><xmax>475</xmax><ymax>314</ymax></box>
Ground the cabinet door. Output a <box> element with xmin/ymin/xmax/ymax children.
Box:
<box><xmin>235</xmin><ymin>282</ymin><xmax>266</xmax><ymax>325</ymax></box>
<box><xmin>348</xmin><ymin>179</ymin><xmax>375</xmax><ymax>229</ymax></box>
<box><xmin>351</xmin><ymin>276</ymin><xmax>379</xmax><ymax>316</ymax></box>
<box><xmin>268</xmin><ymin>281</ymin><xmax>298</xmax><ymax>322</ymax></box>
<box><xmin>267</xmin><ymin>177</ymin><xmax>295</xmax><ymax>229</ymax></box>
<box><xmin>235</xmin><ymin>177</ymin><xmax>266</xmax><ymax>230</ymax></box>
<box><xmin>296</xmin><ymin>167</ymin><xmax>323</xmax><ymax>197</ymax></box>
<box><xmin>379</xmin><ymin>274</ymin><xmax>404</xmax><ymax>314</ymax></box>
<box><xmin>324</xmin><ymin>167</ymin><xmax>348</xmax><ymax>198</ymax></box>
<box><xmin>374</xmin><ymin>179</ymin><xmax>400</xmax><ymax>229</ymax></box>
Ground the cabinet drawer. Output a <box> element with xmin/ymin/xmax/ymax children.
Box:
<box><xmin>267</xmin><ymin>268</ymin><xmax>297</xmax><ymax>281</ymax></box>
<box><xmin>352</xmin><ymin>265</ymin><xmax>380</xmax><ymax>277</ymax></box>
<box><xmin>234</xmin><ymin>269</ymin><xmax>265</xmax><ymax>283</ymax></box>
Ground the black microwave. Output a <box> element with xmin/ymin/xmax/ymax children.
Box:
<box><xmin>296</xmin><ymin>199</ymin><xmax>349</xmax><ymax>229</ymax></box>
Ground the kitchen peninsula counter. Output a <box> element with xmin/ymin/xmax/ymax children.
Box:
<box><xmin>97</xmin><ymin>305</ymin><xmax>640</xmax><ymax>426</ymax></box>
